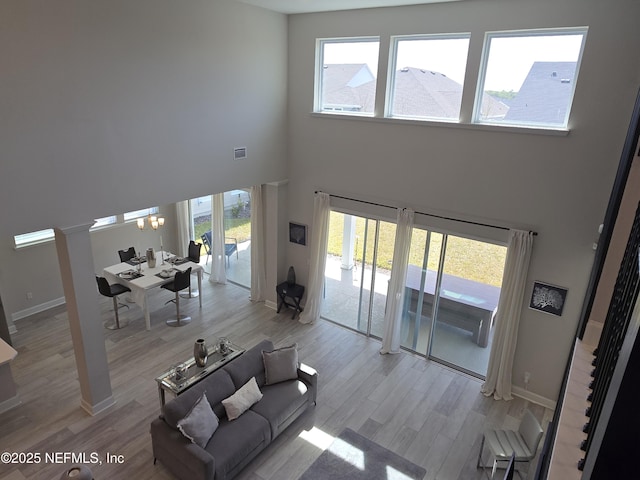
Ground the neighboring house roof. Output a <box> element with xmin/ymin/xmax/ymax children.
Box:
<box><xmin>322</xmin><ymin>64</ymin><xmax>508</xmax><ymax>119</ymax></box>
<box><xmin>322</xmin><ymin>64</ymin><xmax>376</xmax><ymax>112</ymax></box>
<box><xmin>391</xmin><ymin>67</ymin><xmax>463</xmax><ymax>118</ymax></box>
<box><xmin>503</xmin><ymin>61</ymin><xmax>577</xmax><ymax>125</ymax></box>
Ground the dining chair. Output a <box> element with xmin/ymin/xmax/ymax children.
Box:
<box><xmin>118</xmin><ymin>246</ymin><xmax>136</xmax><ymax>263</ymax></box>
<box><xmin>477</xmin><ymin>409</ymin><xmax>543</xmax><ymax>479</ymax></box>
<box><xmin>180</xmin><ymin>241</ymin><xmax>201</xmax><ymax>299</ymax></box>
<box><xmin>187</xmin><ymin>240</ymin><xmax>201</xmax><ymax>263</ymax></box>
<box><xmin>200</xmin><ymin>231</ymin><xmax>238</xmax><ymax>267</ymax></box>
<box><xmin>95</xmin><ymin>276</ymin><xmax>131</xmax><ymax>330</ymax></box>
<box><xmin>161</xmin><ymin>267</ymin><xmax>192</xmax><ymax>327</ymax></box>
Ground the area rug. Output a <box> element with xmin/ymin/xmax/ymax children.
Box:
<box><xmin>299</xmin><ymin>428</ymin><xmax>426</xmax><ymax>480</ymax></box>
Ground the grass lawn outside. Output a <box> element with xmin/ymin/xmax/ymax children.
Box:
<box><xmin>193</xmin><ymin>217</ymin><xmax>251</xmax><ymax>256</ymax></box>
<box><xmin>327</xmin><ymin>211</ymin><xmax>507</xmax><ymax>287</ymax></box>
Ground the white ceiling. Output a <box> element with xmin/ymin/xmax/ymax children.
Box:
<box><xmin>236</xmin><ymin>0</ymin><xmax>462</xmax><ymax>15</ymax></box>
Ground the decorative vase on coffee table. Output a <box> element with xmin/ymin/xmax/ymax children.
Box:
<box><xmin>194</xmin><ymin>339</ymin><xmax>208</xmax><ymax>367</ymax></box>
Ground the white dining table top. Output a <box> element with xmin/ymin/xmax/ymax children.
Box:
<box><xmin>103</xmin><ymin>253</ymin><xmax>202</xmax><ymax>291</ymax></box>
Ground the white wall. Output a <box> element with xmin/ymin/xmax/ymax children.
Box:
<box><xmin>0</xmin><ymin>1</ymin><xmax>288</xmax><ymax>321</ymax></box>
<box><xmin>0</xmin><ymin>0</ymin><xmax>288</xmax><ymax>236</ymax></box>
<box><xmin>286</xmin><ymin>0</ymin><xmax>640</xmax><ymax>402</ymax></box>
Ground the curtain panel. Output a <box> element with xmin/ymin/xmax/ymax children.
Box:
<box><xmin>299</xmin><ymin>192</ymin><xmax>330</xmax><ymax>324</ymax></box>
<box><xmin>208</xmin><ymin>193</ymin><xmax>227</xmax><ymax>285</ymax></box>
<box><xmin>481</xmin><ymin>229</ymin><xmax>534</xmax><ymax>400</ymax></box>
<box><xmin>380</xmin><ymin>208</ymin><xmax>414</xmax><ymax>354</ymax></box>
<box><xmin>250</xmin><ymin>185</ymin><xmax>266</xmax><ymax>302</ymax></box>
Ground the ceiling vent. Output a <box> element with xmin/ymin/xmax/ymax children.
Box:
<box><xmin>234</xmin><ymin>147</ymin><xmax>247</xmax><ymax>160</ymax></box>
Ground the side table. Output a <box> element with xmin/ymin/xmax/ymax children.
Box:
<box><xmin>155</xmin><ymin>342</ymin><xmax>244</xmax><ymax>408</ymax></box>
<box><xmin>276</xmin><ymin>282</ymin><xmax>305</xmax><ymax>319</ymax></box>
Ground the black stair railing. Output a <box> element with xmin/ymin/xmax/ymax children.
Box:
<box><xmin>578</xmin><ymin>200</ymin><xmax>640</xmax><ymax>471</ymax></box>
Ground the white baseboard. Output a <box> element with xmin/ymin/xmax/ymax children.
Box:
<box><xmin>11</xmin><ymin>297</ymin><xmax>66</xmax><ymax>323</ymax></box>
<box><xmin>265</xmin><ymin>300</ymin><xmax>278</xmax><ymax>311</ymax></box>
<box><xmin>81</xmin><ymin>395</ymin><xmax>116</xmax><ymax>416</ymax></box>
<box><xmin>512</xmin><ymin>385</ymin><xmax>557</xmax><ymax>410</ymax></box>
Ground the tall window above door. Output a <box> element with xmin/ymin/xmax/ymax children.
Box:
<box><xmin>386</xmin><ymin>34</ymin><xmax>470</xmax><ymax>121</ymax></box>
<box><xmin>315</xmin><ymin>37</ymin><xmax>380</xmax><ymax>116</ymax></box>
<box><xmin>474</xmin><ymin>27</ymin><xmax>588</xmax><ymax>129</ymax></box>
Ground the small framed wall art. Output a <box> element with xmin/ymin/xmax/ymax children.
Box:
<box><xmin>289</xmin><ymin>222</ymin><xmax>307</xmax><ymax>246</ymax></box>
<box><xmin>529</xmin><ymin>281</ymin><xmax>568</xmax><ymax>316</ymax></box>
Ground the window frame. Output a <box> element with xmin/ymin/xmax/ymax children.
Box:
<box><xmin>473</xmin><ymin>27</ymin><xmax>588</xmax><ymax>130</ymax></box>
<box><xmin>385</xmin><ymin>33</ymin><xmax>471</xmax><ymax>122</ymax></box>
<box><xmin>314</xmin><ymin>36</ymin><xmax>381</xmax><ymax>116</ymax></box>
<box><xmin>14</xmin><ymin>207</ymin><xmax>159</xmax><ymax>248</ymax></box>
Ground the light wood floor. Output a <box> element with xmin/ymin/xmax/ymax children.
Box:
<box><xmin>0</xmin><ymin>279</ymin><xmax>554</xmax><ymax>480</ymax></box>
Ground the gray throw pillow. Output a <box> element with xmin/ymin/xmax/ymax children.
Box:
<box><xmin>177</xmin><ymin>392</ymin><xmax>219</xmax><ymax>448</ymax></box>
<box><xmin>262</xmin><ymin>344</ymin><xmax>299</xmax><ymax>385</ymax></box>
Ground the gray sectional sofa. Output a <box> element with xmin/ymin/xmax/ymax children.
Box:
<box><xmin>150</xmin><ymin>339</ymin><xmax>317</xmax><ymax>480</ymax></box>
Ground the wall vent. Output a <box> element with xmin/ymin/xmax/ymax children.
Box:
<box><xmin>234</xmin><ymin>147</ymin><xmax>247</xmax><ymax>160</ymax></box>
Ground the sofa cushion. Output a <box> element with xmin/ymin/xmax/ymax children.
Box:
<box><xmin>177</xmin><ymin>392</ymin><xmax>219</xmax><ymax>448</ymax></box>
<box><xmin>222</xmin><ymin>377</ymin><xmax>263</xmax><ymax>421</ymax></box>
<box><xmin>163</xmin><ymin>369</ymin><xmax>236</xmax><ymax>429</ymax></box>
<box><xmin>205</xmin><ymin>410</ymin><xmax>270</xmax><ymax>480</ymax></box>
<box><xmin>250</xmin><ymin>379</ymin><xmax>309</xmax><ymax>434</ymax></box>
<box><xmin>262</xmin><ymin>344</ymin><xmax>298</xmax><ymax>385</ymax></box>
<box><xmin>224</xmin><ymin>339</ymin><xmax>273</xmax><ymax>389</ymax></box>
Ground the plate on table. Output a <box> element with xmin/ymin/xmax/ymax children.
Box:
<box><xmin>119</xmin><ymin>270</ymin><xmax>137</xmax><ymax>280</ymax></box>
<box><xmin>159</xmin><ymin>269</ymin><xmax>174</xmax><ymax>279</ymax></box>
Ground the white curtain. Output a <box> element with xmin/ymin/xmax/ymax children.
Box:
<box><xmin>481</xmin><ymin>229</ymin><xmax>534</xmax><ymax>400</ymax></box>
<box><xmin>380</xmin><ymin>208</ymin><xmax>414</xmax><ymax>354</ymax></box>
<box><xmin>175</xmin><ymin>200</ymin><xmax>191</xmax><ymax>257</ymax></box>
<box><xmin>250</xmin><ymin>185</ymin><xmax>267</xmax><ymax>302</ymax></box>
<box><xmin>208</xmin><ymin>193</ymin><xmax>227</xmax><ymax>284</ymax></box>
<box><xmin>299</xmin><ymin>192</ymin><xmax>330</xmax><ymax>325</ymax></box>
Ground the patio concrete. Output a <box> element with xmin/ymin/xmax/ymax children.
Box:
<box><xmin>321</xmin><ymin>254</ymin><xmax>494</xmax><ymax>377</ymax></box>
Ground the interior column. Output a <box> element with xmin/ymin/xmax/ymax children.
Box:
<box><xmin>55</xmin><ymin>223</ymin><xmax>115</xmax><ymax>416</ymax></box>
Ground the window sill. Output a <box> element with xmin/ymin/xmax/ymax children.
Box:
<box><xmin>309</xmin><ymin>112</ymin><xmax>570</xmax><ymax>136</ymax></box>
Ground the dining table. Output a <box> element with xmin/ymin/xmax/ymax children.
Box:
<box><xmin>103</xmin><ymin>252</ymin><xmax>203</xmax><ymax>330</ymax></box>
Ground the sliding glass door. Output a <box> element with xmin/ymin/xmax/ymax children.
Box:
<box><xmin>224</xmin><ymin>189</ymin><xmax>251</xmax><ymax>287</ymax></box>
<box><xmin>429</xmin><ymin>236</ymin><xmax>505</xmax><ymax>376</ymax></box>
<box><xmin>399</xmin><ymin>230</ymin><xmax>506</xmax><ymax>377</ymax></box>
<box><xmin>321</xmin><ymin>211</ymin><xmax>395</xmax><ymax>338</ymax></box>
<box><xmin>188</xmin><ymin>190</ymin><xmax>251</xmax><ymax>288</ymax></box>
<box><xmin>322</xmin><ymin>208</ymin><xmax>507</xmax><ymax>378</ymax></box>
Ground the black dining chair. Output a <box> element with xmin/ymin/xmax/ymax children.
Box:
<box><xmin>118</xmin><ymin>246</ymin><xmax>136</xmax><ymax>263</ymax></box>
<box><xmin>96</xmin><ymin>276</ymin><xmax>131</xmax><ymax>330</ymax></box>
<box><xmin>161</xmin><ymin>267</ymin><xmax>192</xmax><ymax>327</ymax></box>
<box><xmin>187</xmin><ymin>240</ymin><xmax>201</xmax><ymax>263</ymax></box>
<box><xmin>181</xmin><ymin>241</ymin><xmax>201</xmax><ymax>299</ymax></box>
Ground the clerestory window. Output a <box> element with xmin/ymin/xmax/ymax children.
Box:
<box><xmin>474</xmin><ymin>28</ymin><xmax>588</xmax><ymax>129</ymax></box>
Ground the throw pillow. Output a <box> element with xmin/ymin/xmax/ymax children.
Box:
<box><xmin>222</xmin><ymin>376</ymin><xmax>263</xmax><ymax>420</ymax></box>
<box><xmin>262</xmin><ymin>344</ymin><xmax>299</xmax><ymax>385</ymax></box>
<box><xmin>177</xmin><ymin>392</ymin><xmax>219</xmax><ymax>448</ymax></box>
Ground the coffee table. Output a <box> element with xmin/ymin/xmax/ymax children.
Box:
<box><xmin>155</xmin><ymin>341</ymin><xmax>244</xmax><ymax>408</ymax></box>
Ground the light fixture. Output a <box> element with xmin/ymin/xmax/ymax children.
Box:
<box><xmin>59</xmin><ymin>465</ymin><xmax>94</xmax><ymax>480</ymax></box>
<box><xmin>149</xmin><ymin>214</ymin><xmax>166</xmax><ymax>264</ymax></box>
<box><xmin>136</xmin><ymin>214</ymin><xmax>166</xmax><ymax>265</ymax></box>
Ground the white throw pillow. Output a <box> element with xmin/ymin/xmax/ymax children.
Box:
<box><xmin>262</xmin><ymin>344</ymin><xmax>299</xmax><ymax>385</ymax></box>
<box><xmin>221</xmin><ymin>377</ymin><xmax>263</xmax><ymax>420</ymax></box>
<box><xmin>177</xmin><ymin>392</ymin><xmax>219</xmax><ymax>448</ymax></box>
